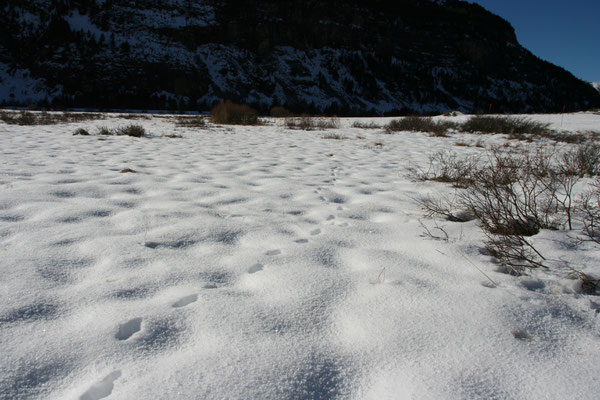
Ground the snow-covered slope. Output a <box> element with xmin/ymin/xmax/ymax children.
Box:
<box><xmin>1</xmin><ymin>112</ymin><xmax>600</xmax><ymax>399</ymax></box>
<box><xmin>591</xmin><ymin>82</ymin><xmax>600</xmax><ymax>92</ymax></box>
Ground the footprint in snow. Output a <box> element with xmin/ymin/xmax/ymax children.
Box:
<box><xmin>310</xmin><ymin>228</ymin><xmax>321</xmax><ymax>236</ymax></box>
<box><xmin>115</xmin><ymin>318</ymin><xmax>142</xmax><ymax>340</ymax></box>
<box><xmin>248</xmin><ymin>264</ymin><xmax>264</xmax><ymax>274</ymax></box>
<box><xmin>172</xmin><ymin>294</ymin><xmax>198</xmax><ymax>308</ymax></box>
<box><xmin>265</xmin><ymin>249</ymin><xmax>281</xmax><ymax>256</ymax></box>
<box><xmin>79</xmin><ymin>370</ymin><xmax>122</xmax><ymax>400</ymax></box>
<box><xmin>295</xmin><ymin>239</ymin><xmax>309</xmax><ymax>244</ymax></box>
<box><xmin>326</xmin><ymin>215</ymin><xmax>335</xmax><ymax>221</ymax></box>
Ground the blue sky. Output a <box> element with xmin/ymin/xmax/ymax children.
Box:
<box><xmin>468</xmin><ymin>0</ymin><xmax>599</xmax><ymax>83</ymax></box>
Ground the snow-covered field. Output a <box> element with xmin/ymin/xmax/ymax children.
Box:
<box><xmin>1</xmin><ymin>113</ymin><xmax>600</xmax><ymax>399</ymax></box>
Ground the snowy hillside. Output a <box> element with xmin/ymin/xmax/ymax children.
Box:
<box><xmin>1</xmin><ymin>0</ymin><xmax>599</xmax><ymax>113</ymax></box>
<box><xmin>1</xmin><ymin>112</ymin><xmax>600</xmax><ymax>399</ymax></box>
<box><xmin>592</xmin><ymin>82</ymin><xmax>600</xmax><ymax>92</ymax></box>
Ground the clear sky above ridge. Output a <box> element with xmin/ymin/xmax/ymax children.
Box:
<box><xmin>469</xmin><ymin>0</ymin><xmax>599</xmax><ymax>83</ymax></box>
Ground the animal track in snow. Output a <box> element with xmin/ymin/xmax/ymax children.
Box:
<box><xmin>79</xmin><ymin>370</ymin><xmax>122</xmax><ymax>400</ymax></box>
<box><xmin>115</xmin><ymin>318</ymin><xmax>142</xmax><ymax>340</ymax></box>
<box><xmin>172</xmin><ymin>294</ymin><xmax>198</xmax><ymax>308</ymax></box>
<box><xmin>248</xmin><ymin>264</ymin><xmax>264</xmax><ymax>274</ymax></box>
<box><xmin>310</xmin><ymin>229</ymin><xmax>321</xmax><ymax>236</ymax></box>
<box><xmin>265</xmin><ymin>249</ymin><xmax>281</xmax><ymax>256</ymax></box>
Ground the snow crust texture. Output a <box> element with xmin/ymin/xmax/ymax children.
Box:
<box><xmin>1</xmin><ymin>113</ymin><xmax>600</xmax><ymax>399</ymax></box>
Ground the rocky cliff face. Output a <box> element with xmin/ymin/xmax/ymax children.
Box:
<box><xmin>1</xmin><ymin>0</ymin><xmax>599</xmax><ymax>114</ymax></box>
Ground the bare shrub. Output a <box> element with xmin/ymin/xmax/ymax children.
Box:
<box><xmin>316</xmin><ymin>116</ymin><xmax>340</xmax><ymax>129</ymax></box>
<box><xmin>416</xmin><ymin>194</ymin><xmax>475</xmax><ymax>222</ymax></box>
<box><xmin>285</xmin><ymin>115</ymin><xmax>313</xmax><ymax>130</ymax></box>
<box><xmin>458</xmin><ymin>147</ymin><xmax>560</xmax><ymax>236</ymax></box>
<box><xmin>285</xmin><ymin>115</ymin><xmax>339</xmax><ymax>130</ymax></box>
<box><xmin>73</xmin><ymin>128</ymin><xmax>90</xmax><ymax>136</ymax></box>
<box><xmin>351</xmin><ymin>121</ymin><xmax>381</xmax><ymax>129</ymax></box>
<box><xmin>384</xmin><ymin>116</ymin><xmax>458</xmax><ymax>136</ymax></box>
<box><xmin>322</xmin><ymin>133</ymin><xmax>343</xmax><ymax>140</ymax></box>
<box><xmin>484</xmin><ymin>234</ymin><xmax>547</xmax><ymax>275</ymax></box>
<box><xmin>175</xmin><ymin>115</ymin><xmax>206</xmax><ymax>127</ymax></box>
<box><xmin>97</xmin><ymin>127</ymin><xmax>114</xmax><ymax>135</ymax></box>
<box><xmin>416</xmin><ymin>144</ymin><xmax>597</xmax><ymax>275</ymax></box>
<box><xmin>410</xmin><ymin>150</ymin><xmax>479</xmax><ymax>188</ymax></box>
<box><xmin>118</xmin><ymin>113</ymin><xmax>151</xmax><ymax>120</ymax></box>
<box><xmin>567</xmin><ymin>268</ymin><xmax>600</xmax><ymax>295</ymax></box>
<box><xmin>560</xmin><ymin>142</ymin><xmax>600</xmax><ymax>177</ymax></box>
<box><xmin>211</xmin><ymin>101</ymin><xmax>258</xmax><ymax>125</ymax></box>
<box><xmin>461</xmin><ymin>116</ymin><xmax>551</xmax><ymax>136</ymax></box>
<box><xmin>0</xmin><ymin>111</ymin><xmax>103</xmax><ymax>125</ymax></box>
<box><xmin>117</xmin><ymin>125</ymin><xmax>145</xmax><ymax>137</ymax></box>
<box><xmin>0</xmin><ymin>111</ymin><xmax>36</xmax><ymax>125</ymax></box>
<box><xmin>579</xmin><ymin>182</ymin><xmax>600</xmax><ymax>244</ymax></box>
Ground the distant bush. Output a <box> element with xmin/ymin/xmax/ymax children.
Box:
<box><xmin>384</xmin><ymin>116</ymin><xmax>458</xmax><ymax>136</ymax></box>
<box><xmin>0</xmin><ymin>111</ymin><xmax>103</xmax><ymax>125</ymax></box>
<box><xmin>0</xmin><ymin>111</ymin><xmax>37</xmax><ymax>125</ymax></box>
<box><xmin>73</xmin><ymin>128</ymin><xmax>90</xmax><ymax>136</ymax></box>
<box><xmin>410</xmin><ymin>150</ymin><xmax>479</xmax><ymax>188</ymax></box>
<box><xmin>544</xmin><ymin>130</ymin><xmax>600</xmax><ymax>144</ymax></box>
<box><xmin>117</xmin><ymin>125</ymin><xmax>145</xmax><ymax>137</ymax></box>
<box><xmin>351</xmin><ymin>121</ymin><xmax>381</xmax><ymax>129</ymax></box>
<box><xmin>175</xmin><ymin>115</ymin><xmax>206</xmax><ymax>127</ymax></box>
<box><xmin>97</xmin><ymin>126</ymin><xmax>113</xmax><ymax>136</ymax></box>
<box><xmin>211</xmin><ymin>101</ymin><xmax>258</xmax><ymax>125</ymax></box>
<box><xmin>560</xmin><ymin>142</ymin><xmax>600</xmax><ymax>177</ymax></box>
<box><xmin>285</xmin><ymin>115</ymin><xmax>339</xmax><ymax>130</ymax></box>
<box><xmin>322</xmin><ymin>133</ymin><xmax>343</xmax><ymax>140</ymax></box>
<box><xmin>462</xmin><ymin>116</ymin><xmax>551</xmax><ymax>136</ymax></box>
<box><xmin>270</xmin><ymin>106</ymin><xmax>293</xmax><ymax>118</ymax></box>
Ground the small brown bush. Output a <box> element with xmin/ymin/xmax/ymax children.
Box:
<box><xmin>410</xmin><ymin>150</ymin><xmax>479</xmax><ymax>188</ymax></box>
<box><xmin>97</xmin><ymin>126</ymin><xmax>113</xmax><ymax>136</ymax></box>
<box><xmin>211</xmin><ymin>101</ymin><xmax>258</xmax><ymax>125</ymax></box>
<box><xmin>0</xmin><ymin>110</ymin><xmax>103</xmax><ymax>125</ymax></box>
<box><xmin>462</xmin><ymin>116</ymin><xmax>551</xmax><ymax>136</ymax></box>
<box><xmin>384</xmin><ymin>116</ymin><xmax>457</xmax><ymax>136</ymax></box>
<box><xmin>117</xmin><ymin>125</ymin><xmax>145</xmax><ymax>137</ymax></box>
<box><xmin>285</xmin><ymin>115</ymin><xmax>339</xmax><ymax>130</ymax></box>
<box><xmin>175</xmin><ymin>115</ymin><xmax>206</xmax><ymax>127</ymax></box>
<box><xmin>351</xmin><ymin>121</ymin><xmax>381</xmax><ymax>129</ymax></box>
<box><xmin>560</xmin><ymin>142</ymin><xmax>600</xmax><ymax>177</ymax></box>
<box><xmin>73</xmin><ymin>128</ymin><xmax>90</xmax><ymax>136</ymax></box>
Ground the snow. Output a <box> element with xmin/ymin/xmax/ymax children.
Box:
<box><xmin>66</xmin><ymin>11</ymin><xmax>106</xmax><ymax>41</ymax></box>
<box><xmin>1</xmin><ymin>113</ymin><xmax>600</xmax><ymax>399</ymax></box>
<box><xmin>0</xmin><ymin>63</ymin><xmax>62</xmax><ymax>104</ymax></box>
<box><xmin>591</xmin><ymin>82</ymin><xmax>600</xmax><ymax>92</ymax></box>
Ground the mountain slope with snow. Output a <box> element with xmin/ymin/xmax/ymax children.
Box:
<box><xmin>1</xmin><ymin>0</ymin><xmax>599</xmax><ymax>114</ymax></box>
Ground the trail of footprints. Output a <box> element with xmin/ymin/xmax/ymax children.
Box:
<box><xmin>82</xmin><ymin>161</ymin><xmax>348</xmax><ymax>398</ymax></box>
<box><xmin>81</xmin><ymin>292</ymin><xmax>199</xmax><ymax>399</ymax></box>
<box><xmin>246</xmin><ymin>161</ymin><xmax>347</xmax><ymax>276</ymax></box>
